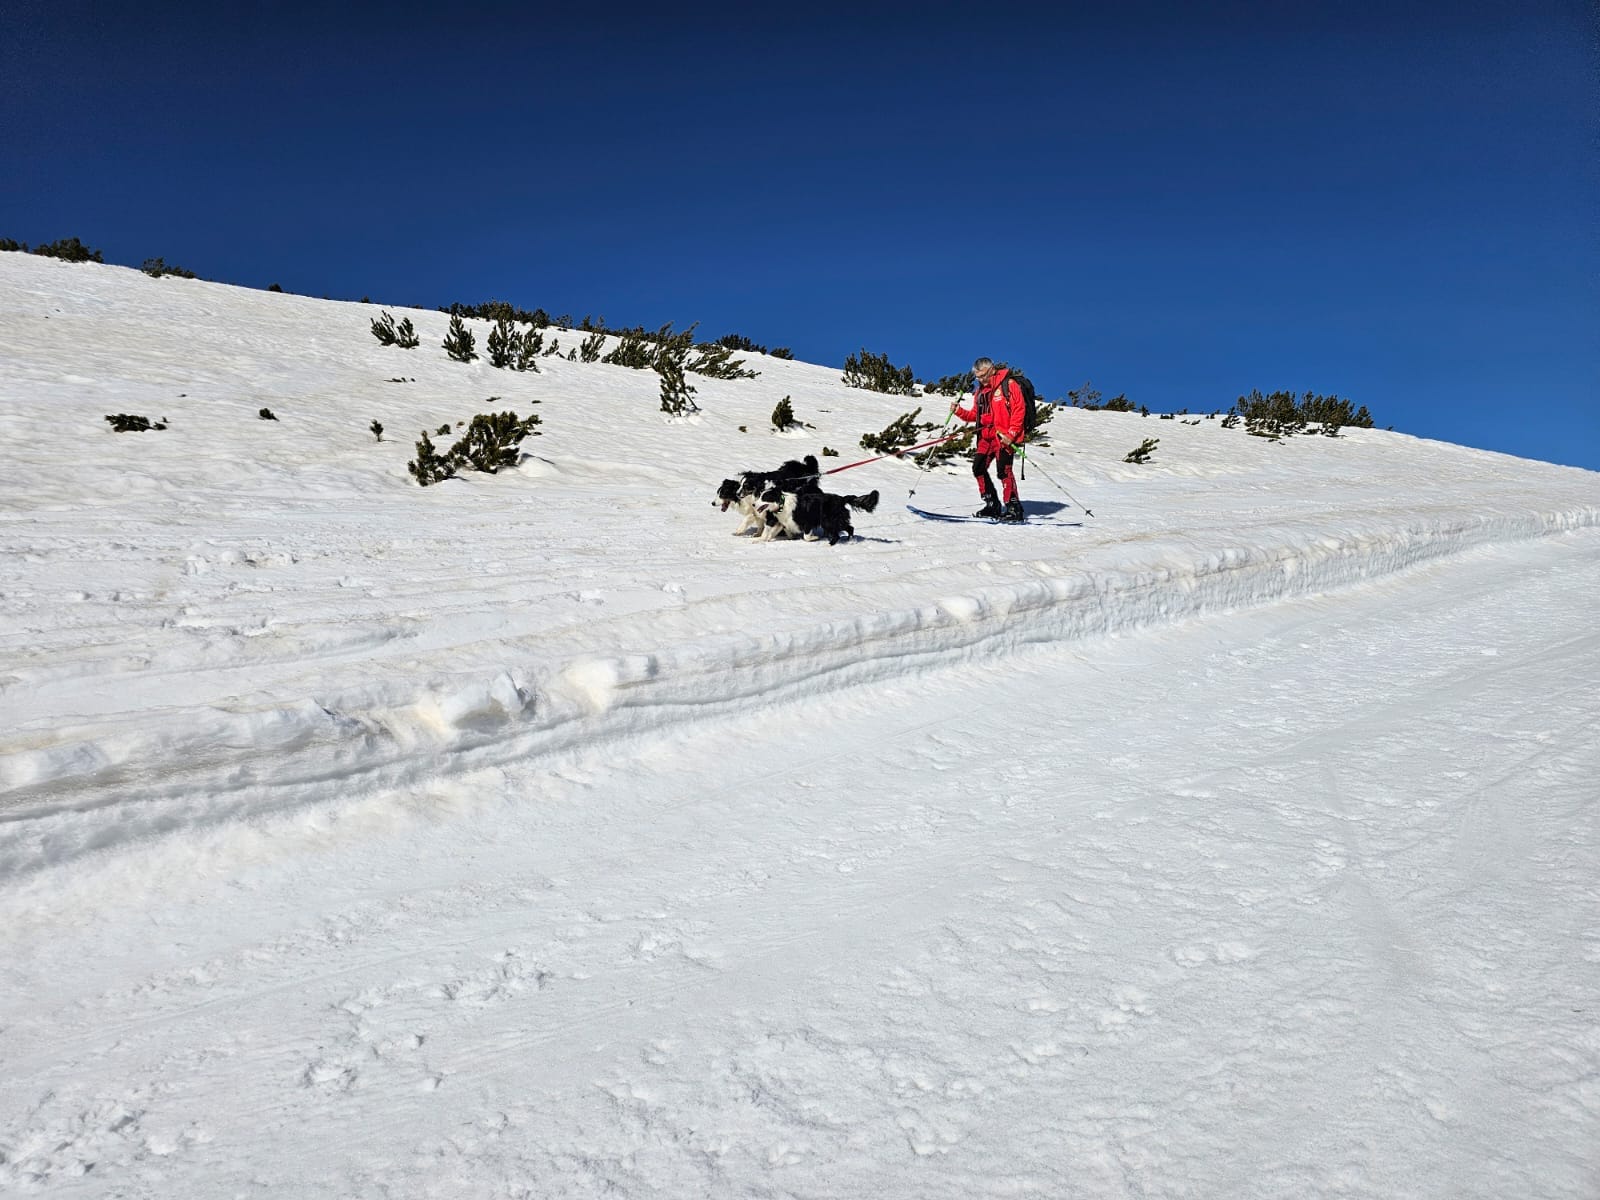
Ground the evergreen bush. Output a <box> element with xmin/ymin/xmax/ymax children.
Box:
<box><xmin>371</xmin><ymin>312</ymin><xmax>399</xmax><ymax>345</ymax></box>
<box><xmin>656</xmin><ymin>346</ymin><xmax>699</xmax><ymax>415</ymax></box>
<box><xmin>487</xmin><ymin>317</ymin><xmax>519</xmax><ymax>368</ymax></box>
<box><xmin>579</xmin><ymin>331</ymin><xmax>607</xmax><ymax>362</ymax></box>
<box><xmin>34</xmin><ymin>237</ymin><xmax>103</xmax><ymax>263</ymax></box>
<box><xmin>770</xmin><ymin>347</ymin><xmax>794</xmax><ymax>360</ymax></box>
<box><xmin>407</xmin><ymin>408</ymin><xmax>543</xmax><ymax>485</ymax></box>
<box><xmin>771</xmin><ymin>397</ymin><xmax>798</xmax><ymax>430</ymax></box>
<box><xmin>104</xmin><ymin>413</ymin><xmax>167</xmax><ymax>432</ymax></box>
<box><xmin>370</xmin><ymin>420</ymin><xmax>384</xmax><ymax>441</ymax></box>
<box><xmin>259</xmin><ymin>407</ymin><xmax>277</xmax><ymax>421</ymax></box>
<box><xmin>141</xmin><ymin>257</ymin><xmax>197</xmax><ymax>279</ymax></box>
<box><xmin>0</xmin><ymin>238</ymin><xmax>25</xmax><ymax>252</ymax></box>
<box><xmin>860</xmin><ymin>407</ymin><xmax>941</xmax><ymax>455</ymax></box>
<box><xmin>602</xmin><ymin>328</ymin><xmax>654</xmax><ymax>370</ymax></box>
<box><xmin>443</xmin><ymin>315</ymin><xmax>477</xmax><ymax>362</ymax></box>
<box><xmin>688</xmin><ymin>343</ymin><xmax>759</xmax><ymax>380</ymax></box>
<box><xmin>394</xmin><ymin>316</ymin><xmax>419</xmax><ymax>349</ymax></box>
<box><xmin>927</xmin><ymin>372</ymin><xmax>975</xmax><ymax>397</ymax></box>
<box><xmin>842</xmin><ymin>348</ymin><xmax>917</xmax><ymax>395</ymax></box>
<box><xmin>513</xmin><ymin>328</ymin><xmax>542</xmax><ymax>372</ymax></box>
<box><xmin>1124</xmin><ymin>437</ymin><xmax>1159</xmax><ymax>464</ymax></box>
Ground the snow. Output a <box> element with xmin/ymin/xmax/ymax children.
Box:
<box><xmin>2</xmin><ymin>251</ymin><xmax>1598</xmax><ymax>1197</ymax></box>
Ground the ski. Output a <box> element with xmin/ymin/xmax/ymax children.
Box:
<box><xmin>905</xmin><ymin>504</ymin><xmax>1076</xmax><ymax>526</ymax></box>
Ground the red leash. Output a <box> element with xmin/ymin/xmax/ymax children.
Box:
<box><xmin>820</xmin><ymin>433</ymin><xmax>958</xmax><ymax>476</ymax></box>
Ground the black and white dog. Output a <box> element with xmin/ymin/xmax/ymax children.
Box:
<box><xmin>715</xmin><ymin>454</ymin><xmax>820</xmax><ymax>536</ymax></box>
<box><xmin>755</xmin><ymin>485</ymin><xmax>879</xmax><ymax>545</ymax></box>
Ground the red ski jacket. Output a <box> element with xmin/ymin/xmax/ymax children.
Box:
<box><xmin>954</xmin><ymin>368</ymin><xmax>1025</xmax><ymax>450</ymax></box>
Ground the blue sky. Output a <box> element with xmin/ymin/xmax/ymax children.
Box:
<box><xmin>4</xmin><ymin>1</ymin><xmax>1595</xmax><ymax>469</ymax></box>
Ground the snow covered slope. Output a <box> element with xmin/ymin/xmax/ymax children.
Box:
<box><xmin>3</xmin><ymin>252</ymin><xmax>1595</xmax><ymax>866</ymax></box>
<box><xmin>1</xmin><ymin>254</ymin><xmax>1597</xmax><ymax>1197</ymax></box>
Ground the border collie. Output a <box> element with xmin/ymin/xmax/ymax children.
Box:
<box><xmin>715</xmin><ymin>454</ymin><xmax>820</xmax><ymax>536</ymax></box>
<box><xmin>756</xmin><ymin>486</ymin><xmax>879</xmax><ymax>545</ymax></box>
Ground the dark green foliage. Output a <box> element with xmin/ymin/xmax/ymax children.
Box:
<box><xmin>842</xmin><ymin>348</ymin><xmax>917</xmax><ymax>395</ymax></box>
<box><xmin>769</xmin><ymin>347</ymin><xmax>794</xmax><ymax>360</ymax></box>
<box><xmin>407</xmin><ymin>430</ymin><xmax>456</xmax><ymax>485</ymax></box>
<box><xmin>927</xmin><ymin>372</ymin><xmax>975</xmax><ymax>397</ymax></box>
<box><xmin>407</xmin><ymin>408</ymin><xmax>543</xmax><ymax>486</ymax></box>
<box><xmin>1068</xmin><ymin>382</ymin><xmax>1102</xmax><ymax>409</ymax></box>
<box><xmin>0</xmin><ymin>238</ymin><xmax>25</xmax><ymax>252</ymax></box>
<box><xmin>1140</xmin><ymin>405</ymin><xmax>1150</xmax><ymax>417</ymax></box>
<box><xmin>513</xmin><ymin>328</ymin><xmax>542</xmax><ymax>372</ymax></box>
<box><xmin>1124</xmin><ymin>437</ymin><xmax>1159</xmax><ymax>464</ymax></box>
<box><xmin>1233</xmin><ymin>390</ymin><xmax>1305</xmax><ymax>440</ymax></box>
<box><xmin>371</xmin><ymin>312</ymin><xmax>399</xmax><ymax>345</ymax></box>
<box><xmin>34</xmin><ymin>237</ymin><xmax>103</xmax><ymax>263</ymax></box>
<box><xmin>915</xmin><ymin>425</ymin><xmax>974</xmax><ymax>467</ymax></box>
<box><xmin>105</xmin><ymin>413</ymin><xmax>167</xmax><ymax>432</ymax></box>
<box><xmin>579</xmin><ymin>331</ymin><xmax>607</xmax><ymax>363</ymax></box>
<box><xmin>141</xmin><ymin>257</ymin><xmax>197</xmax><ymax>279</ymax></box>
<box><xmin>771</xmin><ymin>396</ymin><xmax>798</xmax><ymax>430</ymax></box>
<box><xmin>443</xmin><ymin>315</ymin><xmax>477</xmax><ymax>362</ymax></box>
<box><xmin>543</xmin><ymin>337</ymin><xmax>562</xmax><ymax>358</ymax></box>
<box><xmin>268</xmin><ymin>283</ymin><xmax>284</xmax><ymax>292</ymax></box>
<box><xmin>602</xmin><ymin>328</ymin><xmax>655</xmax><ymax>369</ymax></box>
<box><xmin>487</xmin><ymin>318</ymin><xmax>519</xmax><ymax>368</ymax></box>
<box><xmin>656</xmin><ymin>346</ymin><xmax>699</xmax><ymax>415</ymax></box>
<box><xmin>446</xmin><ymin>299</ymin><xmax>550</xmax><ymax>328</ymax></box>
<box><xmin>716</xmin><ymin>333</ymin><xmax>767</xmax><ymax>354</ymax></box>
<box><xmin>436</xmin><ymin>424</ymin><xmax>451</xmax><ymax>436</ymax></box>
<box><xmin>821</xmin><ymin>446</ymin><xmax>839</xmax><ymax>457</ymax></box>
<box><xmin>1159</xmin><ymin>412</ymin><xmax>1175</xmax><ymax>420</ymax></box>
<box><xmin>394</xmin><ymin>316</ymin><xmax>419</xmax><ymax>349</ymax></box>
<box><xmin>688</xmin><ymin>343</ymin><xmax>759</xmax><ymax>380</ymax></box>
<box><xmin>1221</xmin><ymin>413</ymin><xmax>1240</xmax><ymax>429</ymax></box>
<box><xmin>370</xmin><ymin>420</ymin><xmax>384</xmax><ymax>441</ymax></box>
<box><xmin>860</xmin><ymin>407</ymin><xmax>941</xmax><ymax>455</ymax></box>
<box><xmin>451</xmin><ymin>410</ymin><xmax>543</xmax><ymax>473</ymax></box>
<box><xmin>259</xmin><ymin>408</ymin><xmax>277</xmax><ymax>421</ymax></box>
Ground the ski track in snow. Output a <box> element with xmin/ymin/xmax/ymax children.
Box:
<box><xmin>2</xmin><ymin>253</ymin><xmax>1598</xmax><ymax>1197</ymax></box>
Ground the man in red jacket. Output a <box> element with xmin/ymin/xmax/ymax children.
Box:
<box><xmin>950</xmin><ymin>356</ymin><xmax>1025</xmax><ymax>522</ymax></box>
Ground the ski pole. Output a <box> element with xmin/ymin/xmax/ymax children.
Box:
<box><xmin>1012</xmin><ymin>445</ymin><xmax>1095</xmax><ymax>517</ymax></box>
<box><xmin>907</xmin><ymin>411</ymin><xmax>957</xmax><ymax>498</ymax></box>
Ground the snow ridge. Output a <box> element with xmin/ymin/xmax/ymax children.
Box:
<box><xmin>3</xmin><ymin>500</ymin><xmax>1593</xmax><ymax>876</ymax></box>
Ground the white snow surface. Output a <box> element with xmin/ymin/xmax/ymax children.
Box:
<box><xmin>2</xmin><ymin>252</ymin><xmax>1598</xmax><ymax>1197</ymax></box>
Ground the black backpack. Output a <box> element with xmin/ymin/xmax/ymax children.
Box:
<box><xmin>1000</xmin><ymin>367</ymin><xmax>1041</xmax><ymax>436</ymax></box>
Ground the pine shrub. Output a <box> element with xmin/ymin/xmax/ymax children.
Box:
<box><xmin>771</xmin><ymin>396</ymin><xmax>798</xmax><ymax>430</ymax></box>
<box><xmin>513</xmin><ymin>328</ymin><xmax>542</xmax><ymax>372</ymax></box>
<box><xmin>370</xmin><ymin>420</ymin><xmax>384</xmax><ymax>441</ymax></box>
<box><xmin>927</xmin><ymin>371</ymin><xmax>975</xmax><ymax>397</ymax></box>
<box><xmin>1068</xmin><ymin>382</ymin><xmax>1102</xmax><ymax>409</ymax></box>
<box><xmin>770</xmin><ymin>347</ymin><xmax>794</xmax><ymax>360</ymax></box>
<box><xmin>407</xmin><ymin>430</ymin><xmax>457</xmax><ymax>485</ymax></box>
<box><xmin>487</xmin><ymin>317</ymin><xmax>519</xmax><ymax>368</ymax></box>
<box><xmin>394</xmin><ymin>316</ymin><xmax>419</xmax><ymax>349</ymax></box>
<box><xmin>821</xmin><ymin>446</ymin><xmax>839</xmax><ymax>457</ymax></box>
<box><xmin>579</xmin><ymin>331</ymin><xmax>607</xmax><ymax>363</ymax></box>
<box><xmin>407</xmin><ymin>408</ymin><xmax>543</xmax><ymax>485</ymax></box>
<box><xmin>259</xmin><ymin>407</ymin><xmax>277</xmax><ymax>420</ymax></box>
<box><xmin>1124</xmin><ymin>437</ymin><xmax>1159</xmax><ymax>464</ymax></box>
<box><xmin>842</xmin><ymin>348</ymin><xmax>917</xmax><ymax>395</ymax></box>
<box><xmin>443</xmin><ymin>315</ymin><xmax>477</xmax><ymax>362</ymax></box>
<box><xmin>34</xmin><ymin>237</ymin><xmax>103</xmax><ymax>263</ymax></box>
<box><xmin>0</xmin><ymin>238</ymin><xmax>25</xmax><ymax>253</ymax></box>
<box><xmin>688</xmin><ymin>343</ymin><xmax>759</xmax><ymax>380</ymax></box>
<box><xmin>104</xmin><ymin>413</ymin><xmax>167</xmax><ymax>432</ymax></box>
<box><xmin>602</xmin><ymin>328</ymin><xmax>654</xmax><ymax>370</ymax></box>
<box><xmin>860</xmin><ymin>407</ymin><xmax>938</xmax><ymax>455</ymax></box>
<box><xmin>371</xmin><ymin>312</ymin><xmax>399</xmax><ymax>345</ymax></box>
<box><xmin>656</xmin><ymin>347</ymin><xmax>699</xmax><ymax>415</ymax></box>
<box><xmin>141</xmin><ymin>257</ymin><xmax>197</xmax><ymax>279</ymax></box>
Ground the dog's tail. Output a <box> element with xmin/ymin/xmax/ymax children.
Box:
<box><xmin>845</xmin><ymin>490</ymin><xmax>879</xmax><ymax>513</ymax></box>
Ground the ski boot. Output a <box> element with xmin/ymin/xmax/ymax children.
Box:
<box><xmin>973</xmin><ymin>495</ymin><xmax>1003</xmax><ymax>520</ymax></box>
<box><xmin>999</xmin><ymin>499</ymin><xmax>1025</xmax><ymax>523</ymax></box>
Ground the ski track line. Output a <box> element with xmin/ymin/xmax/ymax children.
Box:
<box><xmin>1</xmin><ymin>510</ymin><xmax>1596</xmax><ymax>875</ymax></box>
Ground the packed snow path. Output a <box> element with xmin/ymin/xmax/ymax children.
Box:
<box><xmin>3</xmin><ymin>530</ymin><xmax>1597</xmax><ymax>1197</ymax></box>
